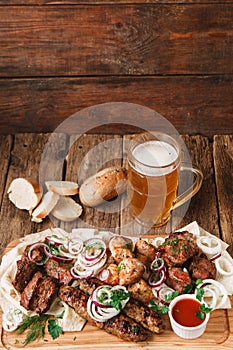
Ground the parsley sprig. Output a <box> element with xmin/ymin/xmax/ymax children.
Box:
<box><xmin>109</xmin><ymin>289</ymin><xmax>130</xmax><ymax>311</ymax></box>
<box><xmin>16</xmin><ymin>311</ymin><xmax>64</xmax><ymax>345</ymax></box>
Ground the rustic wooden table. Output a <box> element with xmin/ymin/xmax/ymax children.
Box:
<box><xmin>0</xmin><ymin>132</ymin><xmax>232</xmax><ymax>349</ymax></box>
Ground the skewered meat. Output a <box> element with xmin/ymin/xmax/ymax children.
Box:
<box><xmin>75</xmin><ymin>278</ymin><xmax>162</xmax><ymax>333</ymax></box>
<box><xmin>59</xmin><ymin>285</ymin><xmax>148</xmax><ymax>342</ymax></box>
<box><xmin>166</xmin><ymin>267</ymin><xmax>191</xmax><ymax>294</ymax></box>
<box><xmin>158</xmin><ymin>231</ymin><xmax>198</xmax><ymax>267</ymax></box>
<box><xmin>188</xmin><ymin>255</ymin><xmax>217</xmax><ymax>280</ymax></box>
<box><xmin>45</xmin><ymin>259</ymin><xmax>73</xmax><ymax>285</ymax></box>
<box><xmin>134</xmin><ymin>239</ymin><xmax>156</xmax><ymax>266</ymax></box>
<box><xmin>128</xmin><ymin>278</ymin><xmax>154</xmax><ymax>305</ymax></box>
<box><xmin>118</xmin><ymin>258</ymin><xmax>145</xmax><ymax>285</ymax></box>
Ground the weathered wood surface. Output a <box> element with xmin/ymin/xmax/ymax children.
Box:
<box><xmin>0</xmin><ymin>76</ymin><xmax>232</xmax><ymax>137</ymax></box>
<box><xmin>0</xmin><ymin>133</ymin><xmax>232</xmax><ymax>258</ymax></box>
<box><xmin>1</xmin><ymin>5</ymin><xmax>232</xmax><ymax>77</ymax></box>
<box><xmin>0</xmin><ymin>3</ymin><xmax>232</xmax><ymax>136</ymax></box>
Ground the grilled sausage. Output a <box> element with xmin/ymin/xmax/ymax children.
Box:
<box><xmin>59</xmin><ymin>285</ymin><xmax>148</xmax><ymax>342</ymax></box>
<box><xmin>75</xmin><ymin>278</ymin><xmax>162</xmax><ymax>333</ymax></box>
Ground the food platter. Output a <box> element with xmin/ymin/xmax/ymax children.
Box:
<box><xmin>1</xmin><ymin>224</ymin><xmax>233</xmax><ymax>350</ymax></box>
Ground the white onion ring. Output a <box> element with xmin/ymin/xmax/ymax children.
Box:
<box><xmin>28</xmin><ymin>243</ymin><xmax>49</xmax><ymax>265</ymax></box>
<box><xmin>198</xmin><ymin>279</ymin><xmax>228</xmax><ymax>309</ymax></box>
<box><xmin>197</xmin><ymin>236</ymin><xmax>221</xmax><ymax>255</ymax></box>
<box><xmin>156</xmin><ymin>285</ymin><xmax>176</xmax><ymax>305</ymax></box>
<box><xmin>215</xmin><ymin>256</ymin><xmax>233</xmax><ymax>276</ymax></box>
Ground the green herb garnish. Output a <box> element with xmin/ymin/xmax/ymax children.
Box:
<box><xmin>149</xmin><ymin>300</ymin><xmax>169</xmax><ymax>314</ymax></box>
<box><xmin>196</xmin><ymin>303</ymin><xmax>212</xmax><ymax>320</ymax></box>
<box><xmin>164</xmin><ymin>290</ymin><xmax>179</xmax><ymax>303</ymax></box>
<box><xmin>109</xmin><ymin>289</ymin><xmax>130</xmax><ymax>311</ymax></box>
<box><xmin>16</xmin><ymin>311</ymin><xmax>64</xmax><ymax>345</ymax></box>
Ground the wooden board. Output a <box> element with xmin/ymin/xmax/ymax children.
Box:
<box><xmin>0</xmin><ymin>239</ymin><xmax>233</xmax><ymax>350</ymax></box>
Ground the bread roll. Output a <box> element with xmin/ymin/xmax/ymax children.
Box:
<box><xmin>45</xmin><ymin>180</ymin><xmax>79</xmax><ymax>196</ymax></box>
<box><xmin>51</xmin><ymin>196</ymin><xmax>83</xmax><ymax>222</ymax></box>
<box><xmin>31</xmin><ymin>191</ymin><xmax>59</xmax><ymax>223</ymax></box>
<box><xmin>7</xmin><ymin>178</ymin><xmax>42</xmax><ymax>212</ymax></box>
<box><xmin>79</xmin><ymin>166</ymin><xmax>127</xmax><ymax>207</ymax></box>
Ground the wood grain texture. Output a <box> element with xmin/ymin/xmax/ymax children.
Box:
<box><xmin>0</xmin><ymin>5</ymin><xmax>232</xmax><ymax>77</ymax></box>
<box><xmin>0</xmin><ymin>76</ymin><xmax>232</xmax><ymax>137</ymax></box>
<box><xmin>214</xmin><ymin>135</ymin><xmax>233</xmax><ymax>256</ymax></box>
<box><xmin>2</xmin><ymin>0</ymin><xmax>233</xmax><ymax>4</ymax></box>
<box><xmin>0</xmin><ymin>135</ymin><xmax>13</xmax><ymax>207</ymax></box>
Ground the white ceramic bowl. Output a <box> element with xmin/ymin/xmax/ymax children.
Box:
<box><xmin>168</xmin><ymin>294</ymin><xmax>210</xmax><ymax>339</ymax></box>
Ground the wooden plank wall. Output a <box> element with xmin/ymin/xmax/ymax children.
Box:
<box><xmin>0</xmin><ymin>1</ymin><xmax>232</xmax><ymax>137</ymax></box>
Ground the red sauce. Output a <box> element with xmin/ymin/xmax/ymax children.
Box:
<box><xmin>172</xmin><ymin>298</ymin><xmax>205</xmax><ymax>327</ymax></box>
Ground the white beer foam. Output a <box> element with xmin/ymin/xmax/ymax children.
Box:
<box><xmin>132</xmin><ymin>140</ymin><xmax>178</xmax><ymax>176</ymax></box>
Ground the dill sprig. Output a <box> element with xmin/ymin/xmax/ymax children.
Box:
<box><xmin>16</xmin><ymin>314</ymin><xmax>49</xmax><ymax>346</ymax></box>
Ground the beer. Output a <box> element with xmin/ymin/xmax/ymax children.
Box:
<box><xmin>127</xmin><ymin>139</ymin><xmax>180</xmax><ymax>227</ymax></box>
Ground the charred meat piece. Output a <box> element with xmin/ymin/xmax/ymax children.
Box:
<box><xmin>118</xmin><ymin>258</ymin><xmax>145</xmax><ymax>285</ymax></box>
<box><xmin>127</xmin><ymin>278</ymin><xmax>155</xmax><ymax>305</ymax></box>
<box><xmin>159</xmin><ymin>231</ymin><xmax>198</xmax><ymax>267</ymax></box>
<box><xmin>45</xmin><ymin>259</ymin><xmax>73</xmax><ymax>285</ymax></box>
<box><xmin>13</xmin><ymin>245</ymin><xmax>45</xmax><ymax>293</ymax></box>
<box><xmin>134</xmin><ymin>239</ymin><xmax>156</xmax><ymax>266</ymax></box>
<box><xmin>35</xmin><ymin>276</ymin><xmax>58</xmax><ymax>314</ymax></box>
<box><xmin>188</xmin><ymin>255</ymin><xmax>216</xmax><ymax>281</ymax></box>
<box><xmin>76</xmin><ymin>278</ymin><xmax>162</xmax><ymax>333</ymax></box>
<box><xmin>59</xmin><ymin>286</ymin><xmax>148</xmax><ymax>342</ymax></box>
<box><xmin>166</xmin><ymin>267</ymin><xmax>191</xmax><ymax>294</ymax></box>
<box><xmin>20</xmin><ymin>271</ymin><xmax>43</xmax><ymax>310</ymax></box>
<box><xmin>20</xmin><ymin>272</ymin><xmax>58</xmax><ymax>314</ymax></box>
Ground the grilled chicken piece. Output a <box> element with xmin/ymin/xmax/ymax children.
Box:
<box><xmin>109</xmin><ymin>236</ymin><xmax>134</xmax><ymax>264</ymax></box>
<box><xmin>188</xmin><ymin>255</ymin><xmax>216</xmax><ymax>281</ymax></box>
<box><xmin>104</xmin><ymin>263</ymin><xmax>119</xmax><ymax>285</ymax></box>
<box><xmin>118</xmin><ymin>258</ymin><xmax>145</xmax><ymax>285</ymax></box>
<box><xmin>59</xmin><ymin>285</ymin><xmax>148</xmax><ymax>342</ymax></box>
<box><xmin>134</xmin><ymin>239</ymin><xmax>156</xmax><ymax>266</ymax></box>
<box><xmin>166</xmin><ymin>267</ymin><xmax>191</xmax><ymax>294</ymax></box>
<box><xmin>127</xmin><ymin>278</ymin><xmax>154</xmax><ymax>305</ymax></box>
<box><xmin>75</xmin><ymin>278</ymin><xmax>162</xmax><ymax>333</ymax></box>
<box><xmin>158</xmin><ymin>231</ymin><xmax>198</xmax><ymax>267</ymax></box>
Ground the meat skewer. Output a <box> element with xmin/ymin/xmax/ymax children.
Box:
<box><xmin>74</xmin><ymin>277</ymin><xmax>163</xmax><ymax>333</ymax></box>
<box><xmin>59</xmin><ymin>285</ymin><xmax>148</xmax><ymax>342</ymax></box>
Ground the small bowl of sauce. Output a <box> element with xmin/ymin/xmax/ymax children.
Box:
<box><xmin>168</xmin><ymin>294</ymin><xmax>210</xmax><ymax>339</ymax></box>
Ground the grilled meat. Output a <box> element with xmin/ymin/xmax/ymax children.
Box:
<box><xmin>13</xmin><ymin>245</ymin><xmax>45</xmax><ymax>293</ymax></box>
<box><xmin>166</xmin><ymin>267</ymin><xmax>191</xmax><ymax>294</ymax></box>
<box><xmin>109</xmin><ymin>236</ymin><xmax>134</xmax><ymax>264</ymax></box>
<box><xmin>75</xmin><ymin>278</ymin><xmax>162</xmax><ymax>333</ymax></box>
<box><xmin>159</xmin><ymin>231</ymin><xmax>198</xmax><ymax>267</ymax></box>
<box><xmin>59</xmin><ymin>285</ymin><xmax>148</xmax><ymax>342</ymax></box>
<box><xmin>20</xmin><ymin>272</ymin><xmax>58</xmax><ymax>314</ymax></box>
<box><xmin>45</xmin><ymin>259</ymin><xmax>73</xmax><ymax>285</ymax></box>
<box><xmin>35</xmin><ymin>276</ymin><xmax>58</xmax><ymax>314</ymax></box>
<box><xmin>104</xmin><ymin>263</ymin><xmax>119</xmax><ymax>285</ymax></box>
<box><xmin>127</xmin><ymin>278</ymin><xmax>154</xmax><ymax>305</ymax></box>
<box><xmin>118</xmin><ymin>258</ymin><xmax>145</xmax><ymax>285</ymax></box>
<box><xmin>134</xmin><ymin>239</ymin><xmax>156</xmax><ymax>266</ymax></box>
<box><xmin>188</xmin><ymin>255</ymin><xmax>217</xmax><ymax>281</ymax></box>
<box><xmin>20</xmin><ymin>271</ymin><xmax>43</xmax><ymax>310</ymax></box>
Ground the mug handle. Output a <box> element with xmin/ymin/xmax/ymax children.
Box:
<box><xmin>172</xmin><ymin>164</ymin><xmax>203</xmax><ymax>210</ymax></box>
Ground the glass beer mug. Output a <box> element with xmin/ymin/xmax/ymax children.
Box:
<box><xmin>127</xmin><ymin>132</ymin><xmax>203</xmax><ymax>227</ymax></box>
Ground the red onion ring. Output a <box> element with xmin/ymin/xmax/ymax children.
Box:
<box><xmin>28</xmin><ymin>243</ymin><xmax>49</xmax><ymax>265</ymax></box>
<box><xmin>148</xmin><ymin>269</ymin><xmax>167</xmax><ymax>288</ymax></box>
<box><xmin>210</xmin><ymin>252</ymin><xmax>222</xmax><ymax>261</ymax></box>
